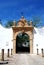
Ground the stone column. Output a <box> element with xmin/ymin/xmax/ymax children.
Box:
<box><xmin>13</xmin><ymin>39</ymin><xmax>16</xmax><ymax>54</ymax></box>
<box><xmin>30</xmin><ymin>39</ymin><xmax>33</xmax><ymax>54</ymax></box>
<box><xmin>13</xmin><ymin>30</ymin><xmax>16</xmax><ymax>54</ymax></box>
<box><xmin>7</xmin><ymin>49</ymin><xmax>10</xmax><ymax>57</ymax></box>
<box><xmin>29</xmin><ymin>30</ymin><xmax>33</xmax><ymax>54</ymax></box>
<box><xmin>2</xmin><ymin>49</ymin><xmax>4</xmax><ymax>61</ymax></box>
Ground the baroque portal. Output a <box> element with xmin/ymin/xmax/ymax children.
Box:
<box><xmin>12</xmin><ymin>16</ymin><xmax>34</xmax><ymax>54</ymax></box>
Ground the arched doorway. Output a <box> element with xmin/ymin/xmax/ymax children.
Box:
<box><xmin>16</xmin><ymin>32</ymin><xmax>30</xmax><ymax>53</ymax></box>
<box><xmin>12</xmin><ymin>16</ymin><xmax>34</xmax><ymax>54</ymax></box>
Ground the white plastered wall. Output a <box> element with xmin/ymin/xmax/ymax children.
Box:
<box><xmin>0</xmin><ymin>24</ymin><xmax>44</xmax><ymax>54</ymax></box>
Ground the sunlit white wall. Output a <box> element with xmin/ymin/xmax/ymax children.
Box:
<box><xmin>33</xmin><ymin>27</ymin><xmax>44</xmax><ymax>54</ymax></box>
<box><xmin>0</xmin><ymin>24</ymin><xmax>44</xmax><ymax>54</ymax></box>
<box><xmin>0</xmin><ymin>25</ymin><xmax>13</xmax><ymax>53</ymax></box>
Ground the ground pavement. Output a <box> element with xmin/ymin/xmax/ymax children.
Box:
<box><xmin>1</xmin><ymin>54</ymin><xmax>44</xmax><ymax>65</ymax></box>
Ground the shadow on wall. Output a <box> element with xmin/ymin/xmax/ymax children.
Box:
<box><xmin>34</xmin><ymin>27</ymin><xmax>39</xmax><ymax>34</ymax></box>
<box><xmin>33</xmin><ymin>29</ymin><xmax>37</xmax><ymax>34</ymax></box>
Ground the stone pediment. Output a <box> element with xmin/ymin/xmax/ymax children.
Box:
<box><xmin>17</xmin><ymin>16</ymin><xmax>29</xmax><ymax>27</ymax></box>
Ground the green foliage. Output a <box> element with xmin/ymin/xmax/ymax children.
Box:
<box><xmin>28</xmin><ymin>16</ymin><xmax>41</xmax><ymax>27</ymax></box>
<box><xmin>32</xmin><ymin>16</ymin><xmax>41</xmax><ymax>27</ymax></box>
<box><xmin>0</xmin><ymin>20</ymin><xmax>2</xmax><ymax>25</ymax></box>
<box><xmin>5</xmin><ymin>20</ymin><xmax>14</xmax><ymax>28</ymax></box>
<box><xmin>16</xmin><ymin>33</ymin><xmax>29</xmax><ymax>47</ymax></box>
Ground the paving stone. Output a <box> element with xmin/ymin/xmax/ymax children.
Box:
<box><xmin>1</xmin><ymin>54</ymin><xmax>44</xmax><ymax>65</ymax></box>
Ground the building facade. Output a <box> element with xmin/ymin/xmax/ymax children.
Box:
<box><xmin>0</xmin><ymin>16</ymin><xmax>44</xmax><ymax>55</ymax></box>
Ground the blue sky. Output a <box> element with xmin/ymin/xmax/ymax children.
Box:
<box><xmin>0</xmin><ymin>0</ymin><xmax>44</xmax><ymax>26</ymax></box>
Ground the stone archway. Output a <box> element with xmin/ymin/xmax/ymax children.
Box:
<box><xmin>16</xmin><ymin>32</ymin><xmax>30</xmax><ymax>53</ymax></box>
<box><xmin>12</xmin><ymin>16</ymin><xmax>34</xmax><ymax>54</ymax></box>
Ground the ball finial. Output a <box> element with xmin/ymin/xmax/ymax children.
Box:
<box><xmin>30</xmin><ymin>20</ymin><xmax>33</xmax><ymax>26</ymax></box>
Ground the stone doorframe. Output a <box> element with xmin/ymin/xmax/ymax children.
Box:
<box><xmin>12</xmin><ymin>27</ymin><xmax>34</xmax><ymax>54</ymax></box>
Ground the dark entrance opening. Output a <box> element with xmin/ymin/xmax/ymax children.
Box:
<box><xmin>16</xmin><ymin>33</ymin><xmax>30</xmax><ymax>53</ymax></box>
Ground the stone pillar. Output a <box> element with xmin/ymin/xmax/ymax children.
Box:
<box><xmin>37</xmin><ymin>48</ymin><xmax>39</xmax><ymax>55</ymax></box>
<box><xmin>2</xmin><ymin>49</ymin><xmax>4</xmax><ymax>61</ymax></box>
<box><xmin>13</xmin><ymin>39</ymin><xmax>16</xmax><ymax>54</ymax></box>
<box><xmin>11</xmin><ymin>49</ymin><xmax>13</xmax><ymax>55</ymax></box>
<box><xmin>13</xmin><ymin>30</ymin><xmax>16</xmax><ymax>54</ymax></box>
<box><xmin>29</xmin><ymin>30</ymin><xmax>33</xmax><ymax>54</ymax></box>
<box><xmin>30</xmin><ymin>39</ymin><xmax>33</xmax><ymax>54</ymax></box>
<box><xmin>7</xmin><ymin>49</ymin><xmax>10</xmax><ymax>57</ymax></box>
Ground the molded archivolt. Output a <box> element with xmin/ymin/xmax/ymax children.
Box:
<box><xmin>16</xmin><ymin>32</ymin><xmax>30</xmax><ymax>53</ymax></box>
